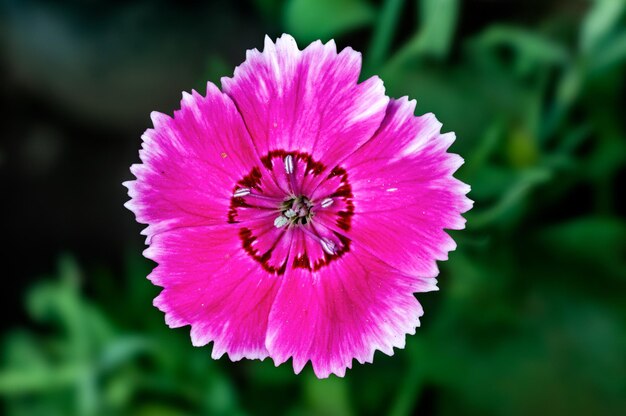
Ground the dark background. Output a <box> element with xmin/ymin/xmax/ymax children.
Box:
<box><xmin>1</xmin><ymin>0</ymin><xmax>625</xmax><ymax>415</ymax></box>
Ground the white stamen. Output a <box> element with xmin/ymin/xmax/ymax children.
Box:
<box><xmin>274</xmin><ymin>215</ymin><xmax>289</xmax><ymax>228</ymax></box>
<box><xmin>320</xmin><ymin>238</ymin><xmax>336</xmax><ymax>255</ymax></box>
<box><xmin>284</xmin><ymin>155</ymin><xmax>294</xmax><ymax>174</ymax></box>
<box><xmin>284</xmin><ymin>209</ymin><xmax>296</xmax><ymax>218</ymax></box>
<box><xmin>321</xmin><ymin>198</ymin><xmax>333</xmax><ymax>208</ymax></box>
<box><xmin>234</xmin><ymin>188</ymin><xmax>250</xmax><ymax>197</ymax></box>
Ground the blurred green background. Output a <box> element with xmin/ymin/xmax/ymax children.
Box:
<box><xmin>1</xmin><ymin>0</ymin><xmax>625</xmax><ymax>415</ymax></box>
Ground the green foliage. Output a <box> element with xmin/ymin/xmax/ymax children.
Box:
<box><xmin>366</xmin><ymin>0</ymin><xmax>405</xmax><ymax>71</ymax></box>
<box><xmin>379</xmin><ymin>0</ymin><xmax>459</xmax><ymax>75</ymax></box>
<box><xmin>284</xmin><ymin>0</ymin><xmax>376</xmax><ymax>43</ymax></box>
<box><xmin>581</xmin><ymin>0</ymin><xmax>626</xmax><ymax>54</ymax></box>
<box><xmin>3</xmin><ymin>0</ymin><xmax>626</xmax><ymax>415</ymax></box>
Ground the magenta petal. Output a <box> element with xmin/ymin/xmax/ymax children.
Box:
<box><xmin>146</xmin><ymin>225</ymin><xmax>279</xmax><ymax>360</ymax></box>
<box><xmin>126</xmin><ymin>35</ymin><xmax>473</xmax><ymax>378</ymax></box>
<box><xmin>221</xmin><ymin>34</ymin><xmax>389</xmax><ymax>170</ymax></box>
<box><xmin>124</xmin><ymin>82</ymin><xmax>259</xmax><ymax>241</ymax></box>
<box><xmin>343</xmin><ymin>98</ymin><xmax>473</xmax><ymax>277</ymax></box>
<box><xmin>266</xmin><ymin>247</ymin><xmax>432</xmax><ymax>378</ymax></box>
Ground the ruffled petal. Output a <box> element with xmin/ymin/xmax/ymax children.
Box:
<box><xmin>146</xmin><ymin>225</ymin><xmax>280</xmax><ymax>361</ymax></box>
<box><xmin>341</xmin><ymin>98</ymin><xmax>473</xmax><ymax>277</ymax></box>
<box><xmin>266</xmin><ymin>246</ymin><xmax>434</xmax><ymax>378</ymax></box>
<box><xmin>221</xmin><ymin>34</ymin><xmax>389</xmax><ymax>170</ymax></box>
<box><xmin>125</xmin><ymin>36</ymin><xmax>473</xmax><ymax>379</ymax></box>
<box><xmin>124</xmin><ymin>82</ymin><xmax>260</xmax><ymax>241</ymax></box>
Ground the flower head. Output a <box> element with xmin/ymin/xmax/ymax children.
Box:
<box><xmin>124</xmin><ymin>34</ymin><xmax>472</xmax><ymax>378</ymax></box>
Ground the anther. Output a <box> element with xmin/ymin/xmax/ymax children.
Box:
<box><xmin>233</xmin><ymin>188</ymin><xmax>284</xmax><ymax>203</ymax></box>
<box><xmin>284</xmin><ymin>155</ymin><xmax>294</xmax><ymax>174</ymax></box>
<box><xmin>321</xmin><ymin>198</ymin><xmax>333</xmax><ymax>208</ymax></box>
<box><xmin>300</xmin><ymin>227</ymin><xmax>338</xmax><ymax>255</ymax></box>
<box><xmin>234</xmin><ymin>188</ymin><xmax>250</xmax><ymax>197</ymax></box>
<box><xmin>274</xmin><ymin>215</ymin><xmax>289</xmax><ymax>228</ymax></box>
<box><xmin>320</xmin><ymin>238</ymin><xmax>337</xmax><ymax>255</ymax></box>
<box><xmin>284</xmin><ymin>155</ymin><xmax>298</xmax><ymax>193</ymax></box>
<box><xmin>284</xmin><ymin>209</ymin><xmax>296</xmax><ymax>218</ymax></box>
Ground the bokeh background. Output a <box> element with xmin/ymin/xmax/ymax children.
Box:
<box><xmin>1</xmin><ymin>0</ymin><xmax>625</xmax><ymax>415</ymax></box>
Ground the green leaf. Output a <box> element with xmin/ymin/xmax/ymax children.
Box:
<box><xmin>0</xmin><ymin>365</ymin><xmax>81</xmax><ymax>395</ymax></box>
<box><xmin>98</xmin><ymin>336</ymin><xmax>153</xmax><ymax>372</ymax></box>
<box><xmin>388</xmin><ymin>339</ymin><xmax>425</xmax><ymax>416</ymax></box>
<box><xmin>468</xmin><ymin>167</ymin><xmax>552</xmax><ymax>229</ymax></box>
<box><xmin>134</xmin><ymin>404</ymin><xmax>194</xmax><ymax>416</ymax></box>
<box><xmin>580</xmin><ymin>0</ymin><xmax>626</xmax><ymax>54</ymax></box>
<box><xmin>202</xmin><ymin>377</ymin><xmax>242</xmax><ymax>416</ymax></box>
<box><xmin>586</xmin><ymin>137</ymin><xmax>626</xmax><ymax>179</ymax></box>
<box><xmin>470</xmin><ymin>26</ymin><xmax>569</xmax><ymax>75</ymax></box>
<box><xmin>415</xmin><ymin>0</ymin><xmax>459</xmax><ymax>57</ymax></box>
<box><xmin>284</xmin><ymin>0</ymin><xmax>375</xmax><ymax>43</ymax></box>
<box><xmin>506</xmin><ymin>126</ymin><xmax>539</xmax><ymax>168</ymax></box>
<box><xmin>366</xmin><ymin>0</ymin><xmax>405</xmax><ymax>72</ymax></box>
<box><xmin>304</xmin><ymin>374</ymin><xmax>353</xmax><ymax>416</ymax></box>
<box><xmin>386</xmin><ymin>0</ymin><xmax>459</xmax><ymax>67</ymax></box>
<box><xmin>539</xmin><ymin>217</ymin><xmax>626</xmax><ymax>275</ymax></box>
<box><xmin>590</xmin><ymin>31</ymin><xmax>626</xmax><ymax>74</ymax></box>
<box><xmin>463</xmin><ymin>122</ymin><xmax>505</xmax><ymax>177</ymax></box>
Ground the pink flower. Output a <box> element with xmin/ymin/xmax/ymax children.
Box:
<box><xmin>124</xmin><ymin>34</ymin><xmax>472</xmax><ymax>378</ymax></box>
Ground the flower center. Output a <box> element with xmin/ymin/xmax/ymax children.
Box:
<box><xmin>275</xmin><ymin>195</ymin><xmax>313</xmax><ymax>227</ymax></box>
<box><xmin>227</xmin><ymin>151</ymin><xmax>354</xmax><ymax>274</ymax></box>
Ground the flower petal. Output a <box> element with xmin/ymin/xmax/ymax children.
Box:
<box><xmin>221</xmin><ymin>34</ymin><xmax>389</xmax><ymax>170</ymax></box>
<box><xmin>266</xmin><ymin>246</ymin><xmax>433</xmax><ymax>378</ymax></box>
<box><xmin>146</xmin><ymin>225</ymin><xmax>280</xmax><ymax>361</ymax></box>
<box><xmin>341</xmin><ymin>98</ymin><xmax>473</xmax><ymax>277</ymax></box>
<box><xmin>124</xmin><ymin>82</ymin><xmax>260</xmax><ymax>241</ymax></box>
